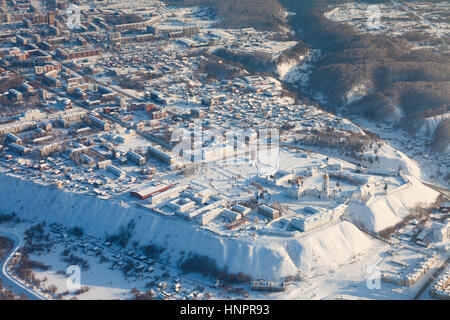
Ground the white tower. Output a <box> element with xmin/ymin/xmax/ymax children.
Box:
<box><xmin>289</xmin><ymin>181</ymin><xmax>304</xmax><ymax>200</ymax></box>
<box><xmin>322</xmin><ymin>173</ymin><xmax>330</xmax><ymax>198</ymax></box>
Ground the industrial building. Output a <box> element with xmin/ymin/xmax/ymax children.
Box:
<box><xmin>88</xmin><ymin>115</ymin><xmax>111</xmax><ymax>131</ymax></box>
<box><xmin>200</xmin><ymin>207</ymin><xmax>224</xmax><ymax>226</ymax></box>
<box><xmin>131</xmin><ymin>184</ymin><xmax>174</xmax><ymax>200</ymax></box>
<box><xmin>107</xmin><ymin>165</ymin><xmax>126</xmax><ymax>179</ymax></box>
<box><xmin>290</xmin><ymin>212</ymin><xmax>331</xmax><ymax>233</ymax></box>
<box><xmin>149</xmin><ymin>185</ymin><xmax>187</xmax><ymax>205</ymax></box>
<box><xmin>147</xmin><ymin>145</ymin><xmax>175</xmax><ymax>165</ymax></box>
<box><xmin>258</xmin><ymin>205</ymin><xmax>280</xmax><ymax>220</ymax></box>
<box><xmin>127</xmin><ymin>151</ymin><xmax>146</xmax><ymax>166</ymax></box>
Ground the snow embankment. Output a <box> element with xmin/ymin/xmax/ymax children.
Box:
<box><xmin>0</xmin><ymin>173</ymin><xmax>375</xmax><ymax>280</ymax></box>
<box><xmin>346</xmin><ymin>176</ymin><xmax>439</xmax><ymax>233</ymax></box>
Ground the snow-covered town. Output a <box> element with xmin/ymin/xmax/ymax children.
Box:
<box><xmin>0</xmin><ymin>0</ymin><xmax>448</xmax><ymax>302</ymax></box>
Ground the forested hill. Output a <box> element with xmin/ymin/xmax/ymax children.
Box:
<box><xmin>167</xmin><ymin>0</ymin><xmax>287</xmax><ymax>31</ymax></box>
<box><xmin>281</xmin><ymin>0</ymin><xmax>450</xmax><ymax>151</ymax></box>
<box><xmin>167</xmin><ymin>0</ymin><xmax>450</xmax><ymax>152</ymax></box>
<box><xmin>282</xmin><ymin>1</ymin><xmax>449</xmax><ymax>115</ymax></box>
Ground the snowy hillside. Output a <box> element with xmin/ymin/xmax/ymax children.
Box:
<box><xmin>346</xmin><ymin>176</ymin><xmax>439</xmax><ymax>233</ymax></box>
<box><xmin>0</xmin><ymin>173</ymin><xmax>375</xmax><ymax>280</ymax></box>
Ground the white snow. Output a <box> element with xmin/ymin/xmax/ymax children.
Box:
<box><xmin>418</xmin><ymin>113</ymin><xmax>450</xmax><ymax>137</ymax></box>
<box><xmin>0</xmin><ymin>173</ymin><xmax>376</xmax><ymax>280</ymax></box>
<box><xmin>345</xmin><ymin>80</ymin><xmax>374</xmax><ymax>105</ymax></box>
<box><xmin>346</xmin><ymin>175</ymin><xmax>439</xmax><ymax>232</ymax></box>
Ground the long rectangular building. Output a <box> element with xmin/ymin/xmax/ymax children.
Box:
<box><xmin>149</xmin><ymin>185</ymin><xmax>188</xmax><ymax>205</ymax></box>
<box><xmin>131</xmin><ymin>184</ymin><xmax>174</xmax><ymax>200</ymax></box>
<box><xmin>127</xmin><ymin>151</ymin><xmax>146</xmax><ymax>166</ymax></box>
<box><xmin>8</xmin><ymin>143</ymin><xmax>31</xmax><ymax>155</ymax></box>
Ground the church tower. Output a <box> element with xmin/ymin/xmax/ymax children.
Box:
<box><xmin>322</xmin><ymin>173</ymin><xmax>330</xmax><ymax>198</ymax></box>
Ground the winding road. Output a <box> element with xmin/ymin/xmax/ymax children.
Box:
<box><xmin>0</xmin><ymin>228</ymin><xmax>49</xmax><ymax>300</ymax></box>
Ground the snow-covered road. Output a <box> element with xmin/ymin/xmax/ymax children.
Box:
<box><xmin>0</xmin><ymin>228</ymin><xmax>49</xmax><ymax>300</ymax></box>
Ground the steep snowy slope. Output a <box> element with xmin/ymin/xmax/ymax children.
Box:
<box><xmin>0</xmin><ymin>173</ymin><xmax>374</xmax><ymax>280</ymax></box>
<box><xmin>346</xmin><ymin>176</ymin><xmax>439</xmax><ymax>232</ymax></box>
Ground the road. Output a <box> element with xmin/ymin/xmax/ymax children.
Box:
<box><xmin>421</xmin><ymin>182</ymin><xmax>450</xmax><ymax>198</ymax></box>
<box><xmin>0</xmin><ymin>228</ymin><xmax>49</xmax><ymax>300</ymax></box>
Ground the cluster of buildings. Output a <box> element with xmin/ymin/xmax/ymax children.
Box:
<box><xmin>290</xmin><ymin>204</ymin><xmax>347</xmax><ymax>232</ymax></box>
<box><xmin>0</xmin><ymin>0</ymin><xmax>423</xmax><ymax>240</ymax></box>
<box><xmin>381</xmin><ymin>252</ymin><xmax>437</xmax><ymax>287</ymax></box>
<box><xmin>250</xmin><ymin>162</ymin><xmax>410</xmax><ymax>234</ymax></box>
<box><xmin>430</xmin><ymin>266</ymin><xmax>450</xmax><ymax>300</ymax></box>
<box><xmin>56</xmin><ymin>47</ymin><xmax>102</xmax><ymax>61</ymax></box>
<box><xmin>131</xmin><ymin>183</ymin><xmax>253</xmax><ymax>230</ymax></box>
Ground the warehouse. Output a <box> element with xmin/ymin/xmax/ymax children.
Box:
<box><xmin>168</xmin><ymin>197</ymin><xmax>196</xmax><ymax>213</ymax></box>
<box><xmin>258</xmin><ymin>205</ymin><xmax>280</xmax><ymax>220</ymax></box>
<box><xmin>107</xmin><ymin>165</ymin><xmax>126</xmax><ymax>179</ymax></box>
<box><xmin>89</xmin><ymin>115</ymin><xmax>111</xmax><ymax>131</ymax></box>
<box><xmin>6</xmin><ymin>133</ymin><xmax>22</xmax><ymax>144</ymax></box>
<box><xmin>147</xmin><ymin>145</ymin><xmax>175</xmax><ymax>165</ymax></box>
<box><xmin>130</xmin><ymin>184</ymin><xmax>174</xmax><ymax>200</ymax></box>
<box><xmin>8</xmin><ymin>142</ymin><xmax>31</xmax><ymax>155</ymax></box>
<box><xmin>290</xmin><ymin>212</ymin><xmax>331</xmax><ymax>232</ymax></box>
<box><xmin>149</xmin><ymin>185</ymin><xmax>188</xmax><ymax>205</ymax></box>
<box><xmin>127</xmin><ymin>150</ymin><xmax>146</xmax><ymax>166</ymax></box>
<box><xmin>200</xmin><ymin>207</ymin><xmax>224</xmax><ymax>226</ymax></box>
